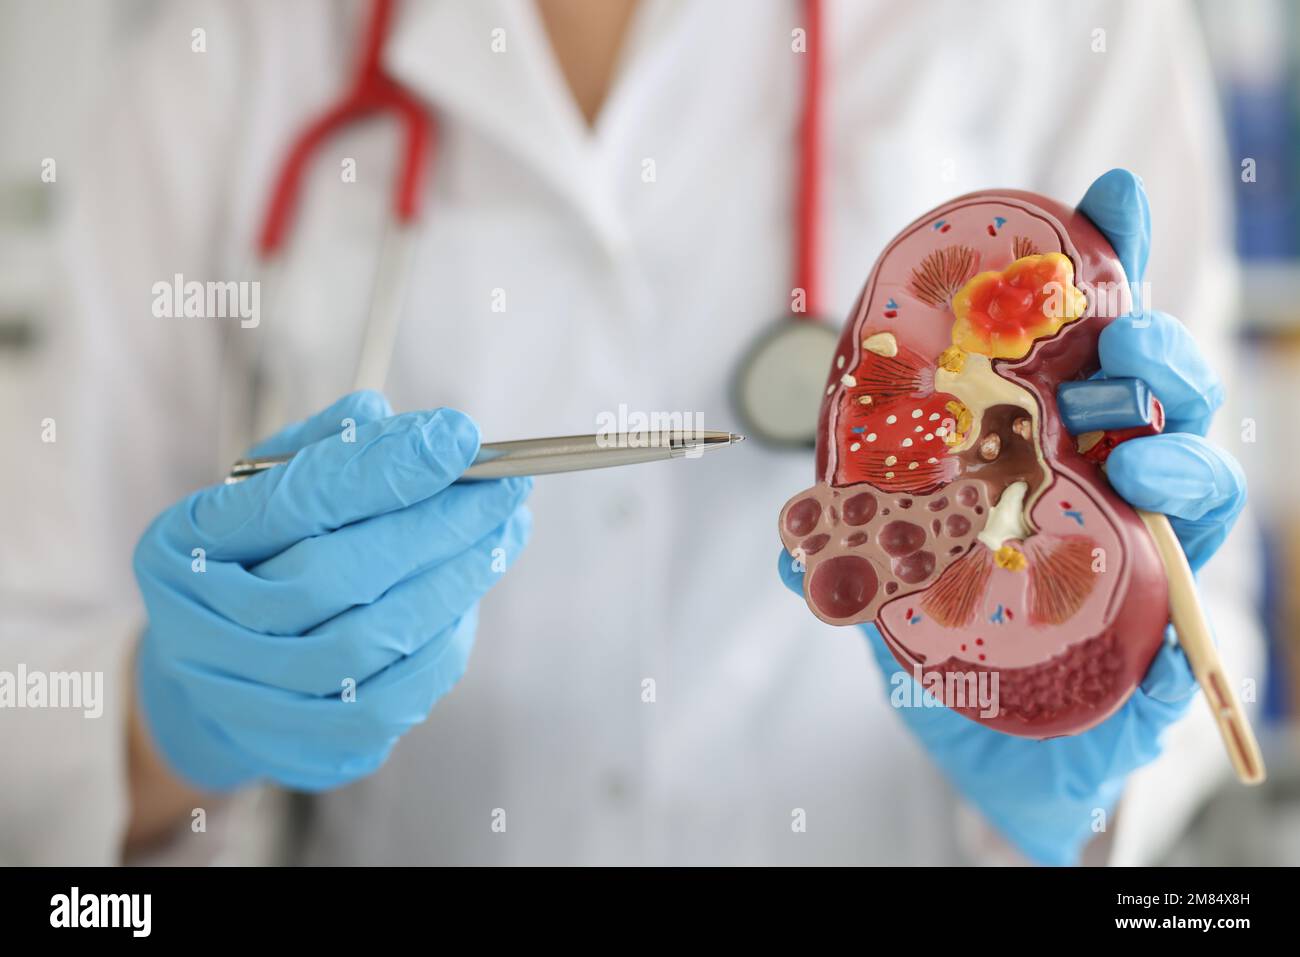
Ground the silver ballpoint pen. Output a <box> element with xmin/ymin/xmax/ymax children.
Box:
<box><xmin>225</xmin><ymin>430</ymin><xmax>745</xmax><ymax>484</ymax></box>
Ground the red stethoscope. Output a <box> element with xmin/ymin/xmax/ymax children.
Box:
<box><xmin>256</xmin><ymin>0</ymin><xmax>835</xmax><ymax>447</ymax></box>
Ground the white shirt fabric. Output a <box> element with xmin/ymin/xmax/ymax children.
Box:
<box><xmin>0</xmin><ymin>0</ymin><xmax>1263</xmax><ymax>865</ymax></box>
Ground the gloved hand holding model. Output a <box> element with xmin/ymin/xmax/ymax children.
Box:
<box><xmin>779</xmin><ymin>170</ymin><xmax>1247</xmax><ymax>865</ymax></box>
<box><xmin>134</xmin><ymin>391</ymin><xmax>533</xmax><ymax>792</ymax></box>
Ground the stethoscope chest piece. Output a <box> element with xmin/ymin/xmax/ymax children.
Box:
<box><xmin>731</xmin><ymin>316</ymin><xmax>840</xmax><ymax>448</ymax></box>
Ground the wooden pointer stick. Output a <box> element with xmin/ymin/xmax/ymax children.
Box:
<box><xmin>1139</xmin><ymin>509</ymin><xmax>1265</xmax><ymax>785</ymax></box>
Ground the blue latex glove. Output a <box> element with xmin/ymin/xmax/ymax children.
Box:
<box><xmin>135</xmin><ymin>391</ymin><xmax>532</xmax><ymax>792</ymax></box>
<box><xmin>778</xmin><ymin>169</ymin><xmax>1246</xmax><ymax>864</ymax></box>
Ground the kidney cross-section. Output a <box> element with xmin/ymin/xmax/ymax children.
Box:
<box><xmin>778</xmin><ymin>191</ymin><xmax>1171</xmax><ymax>738</ymax></box>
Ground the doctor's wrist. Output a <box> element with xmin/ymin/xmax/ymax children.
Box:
<box><xmin>124</xmin><ymin>640</ymin><xmax>220</xmax><ymax>854</ymax></box>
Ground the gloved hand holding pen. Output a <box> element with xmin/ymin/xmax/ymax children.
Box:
<box><xmin>133</xmin><ymin>391</ymin><xmax>533</xmax><ymax>793</ymax></box>
<box><xmin>778</xmin><ymin>169</ymin><xmax>1248</xmax><ymax>865</ymax></box>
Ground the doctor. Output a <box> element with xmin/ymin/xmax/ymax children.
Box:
<box><xmin>2</xmin><ymin>0</ymin><xmax>1260</xmax><ymax>865</ymax></box>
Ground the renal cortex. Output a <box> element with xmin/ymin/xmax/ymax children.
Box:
<box><xmin>778</xmin><ymin>191</ymin><xmax>1171</xmax><ymax>739</ymax></box>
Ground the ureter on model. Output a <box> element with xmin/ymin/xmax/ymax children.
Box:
<box><xmin>934</xmin><ymin>353</ymin><xmax>1050</xmax><ymax>542</ymax></box>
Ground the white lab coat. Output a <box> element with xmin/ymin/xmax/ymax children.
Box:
<box><xmin>0</xmin><ymin>0</ymin><xmax>1264</xmax><ymax>865</ymax></box>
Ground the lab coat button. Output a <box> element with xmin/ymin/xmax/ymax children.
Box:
<box><xmin>603</xmin><ymin>768</ymin><xmax>634</xmax><ymax>804</ymax></box>
<box><xmin>604</xmin><ymin>494</ymin><xmax>640</xmax><ymax>526</ymax></box>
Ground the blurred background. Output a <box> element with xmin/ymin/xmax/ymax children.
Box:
<box><xmin>1</xmin><ymin>0</ymin><xmax>1298</xmax><ymax>864</ymax></box>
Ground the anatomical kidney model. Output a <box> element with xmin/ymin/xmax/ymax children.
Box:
<box><xmin>779</xmin><ymin>191</ymin><xmax>1171</xmax><ymax>739</ymax></box>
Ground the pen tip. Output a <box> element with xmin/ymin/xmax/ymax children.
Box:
<box><xmin>731</xmin><ymin>433</ymin><xmax>746</xmax><ymax>443</ymax></box>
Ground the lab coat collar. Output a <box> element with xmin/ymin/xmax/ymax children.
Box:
<box><xmin>384</xmin><ymin>0</ymin><xmax>627</xmax><ymax>248</ymax></box>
